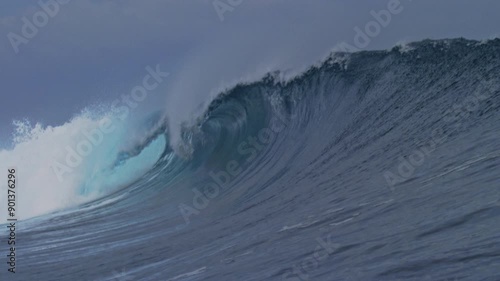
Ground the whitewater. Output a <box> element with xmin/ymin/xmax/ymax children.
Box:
<box><xmin>0</xmin><ymin>38</ymin><xmax>499</xmax><ymax>280</ymax></box>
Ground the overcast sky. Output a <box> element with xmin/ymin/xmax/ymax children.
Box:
<box><xmin>0</xmin><ymin>0</ymin><xmax>499</xmax><ymax>145</ymax></box>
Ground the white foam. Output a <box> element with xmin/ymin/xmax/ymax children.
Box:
<box><xmin>0</xmin><ymin>108</ymin><xmax>165</xmax><ymax>223</ymax></box>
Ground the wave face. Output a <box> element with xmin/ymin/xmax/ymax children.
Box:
<box><xmin>1</xmin><ymin>38</ymin><xmax>500</xmax><ymax>280</ymax></box>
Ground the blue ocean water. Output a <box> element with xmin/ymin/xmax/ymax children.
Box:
<box><xmin>1</xmin><ymin>38</ymin><xmax>500</xmax><ymax>280</ymax></box>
